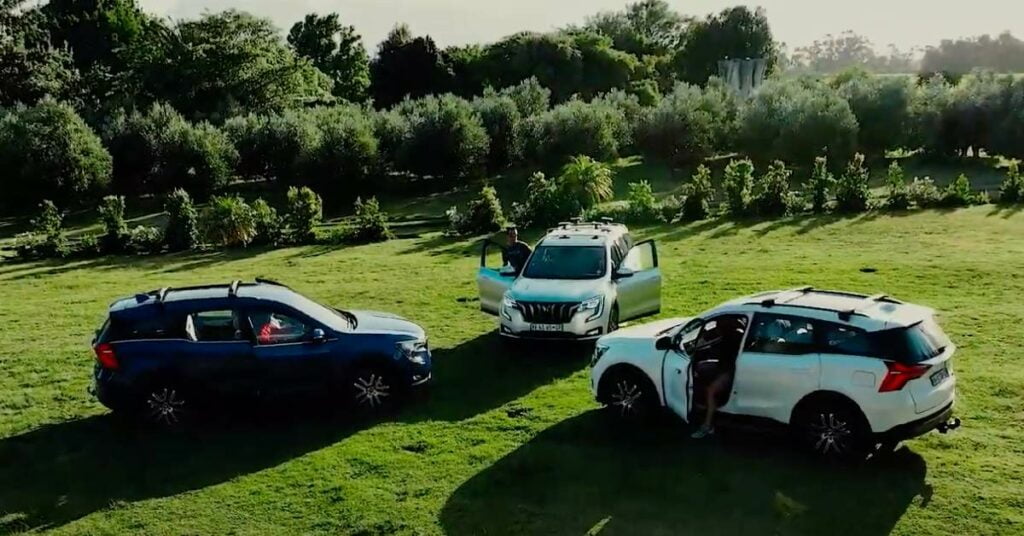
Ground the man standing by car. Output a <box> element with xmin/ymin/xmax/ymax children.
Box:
<box><xmin>502</xmin><ymin>226</ymin><xmax>532</xmax><ymax>275</ymax></box>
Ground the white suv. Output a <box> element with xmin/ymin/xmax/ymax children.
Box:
<box><xmin>476</xmin><ymin>221</ymin><xmax>662</xmax><ymax>341</ymax></box>
<box><xmin>590</xmin><ymin>287</ymin><xmax>960</xmax><ymax>457</ymax></box>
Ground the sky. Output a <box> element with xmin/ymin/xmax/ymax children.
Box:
<box><xmin>139</xmin><ymin>0</ymin><xmax>1024</xmax><ymax>53</ymax></box>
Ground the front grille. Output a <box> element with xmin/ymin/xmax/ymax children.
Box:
<box><xmin>517</xmin><ymin>301</ymin><xmax>579</xmax><ymax>323</ymax></box>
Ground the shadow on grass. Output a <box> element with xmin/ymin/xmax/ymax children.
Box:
<box><xmin>0</xmin><ymin>332</ymin><xmax>590</xmax><ymax>532</ymax></box>
<box><xmin>440</xmin><ymin>411</ymin><xmax>929</xmax><ymax>536</ymax></box>
<box><xmin>986</xmin><ymin>204</ymin><xmax>1024</xmax><ymax>219</ymax></box>
<box><xmin>0</xmin><ymin>247</ymin><xmax>281</xmax><ymax>281</ymax></box>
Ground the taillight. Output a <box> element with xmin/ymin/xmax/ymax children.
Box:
<box><xmin>879</xmin><ymin>361</ymin><xmax>929</xmax><ymax>392</ymax></box>
<box><xmin>94</xmin><ymin>343</ymin><xmax>119</xmax><ymax>370</ymax></box>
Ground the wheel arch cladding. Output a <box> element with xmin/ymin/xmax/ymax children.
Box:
<box><xmin>791</xmin><ymin>390</ymin><xmax>870</xmax><ymax>431</ymax></box>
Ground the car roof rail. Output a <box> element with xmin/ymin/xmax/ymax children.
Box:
<box><xmin>228</xmin><ymin>280</ymin><xmax>241</xmax><ymax>297</ymax></box>
<box><xmin>255</xmin><ymin>277</ymin><xmax>287</xmax><ymax>288</ymax></box>
<box><xmin>759</xmin><ymin>286</ymin><xmax>813</xmax><ymax>307</ymax></box>
<box><xmin>156</xmin><ymin>287</ymin><xmax>169</xmax><ymax>303</ymax></box>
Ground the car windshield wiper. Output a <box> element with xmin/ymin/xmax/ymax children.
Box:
<box><xmin>332</xmin><ymin>307</ymin><xmax>358</xmax><ymax>329</ymax></box>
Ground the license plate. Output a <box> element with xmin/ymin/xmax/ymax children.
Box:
<box><xmin>530</xmin><ymin>323</ymin><xmax>563</xmax><ymax>333</ymax></box>
<box><xmin>930</xmin><ymin>366</ymin><xmax>949</xmax><ymax>386</ymax></box>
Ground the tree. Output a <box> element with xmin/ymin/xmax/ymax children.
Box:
<box><xmin>141</xmin><ymin>10</ymin><xmax>333</xmax><ymax>120</ymax></box>
<box><xmin>0</xmin><ymin>99</ymin><xmax>111</xmax><ymax>211</ymax></box>
<box><xmin>394</xmin><ymin>94</ymin><xmax>489</xmax><ymax>180</ymax></box>
<box><xmin>288</xmin><ymin>13</ymin><xmax>370</xmax><ymax>102</ymax></box>
<box><xmin>922</xmin><ymin>32</ymin><xmax>1024</xmax><ymax>75</ymax></box>
<box><xmin>790</xmin><ymin>32</ymin><xmax>918</xmax><ymax>74</ymax></box>
<box><xmin>370</xmin><ymin>24</ymin><xmax>452</xmax><ymax>108</ymax></box>
<box><xmin>674</xmin><ymin>6</ymin><xmax>777</xmax><ymax>85</ymax></box>
<box><xmin>836</xmin><ymin>72</ymin><xmax>913</xmax><ymax>156</ymax></box>
<box><xmin>585</xmin><ymin>0</ymin><xmax>687</xmax><ymax>57</ymax></box>
<box><xmin>0</xmin><ymin>0</ymin><xmax>81</xmax><ymax>107</ymax></box>
<box><xmin>557</xmin><ymin>155</ymin><xmax>615</xmax><ymax>213</ymax></box>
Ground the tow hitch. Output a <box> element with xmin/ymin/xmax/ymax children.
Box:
<box><xmin>937</xmin><ymin>417</ymin><xmax>961</xmax><ymax>433</ymax></box>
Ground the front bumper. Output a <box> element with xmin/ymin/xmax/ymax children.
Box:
<box><xmin>499</xmin><ymin>303</ymin><xmax>606</xmax><ymax>341</ymax></box>
<box><xmin>877</xmin><ymin>401</ymin><xmax>958</xmax><ymax>442</ymax></box>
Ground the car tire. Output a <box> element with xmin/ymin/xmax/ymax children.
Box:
<box><xmin>138</xmin><ymin>384</ymin><xmax>190</xmax><ymax>427</ymax></box>
<box><xmin>600</xmin><ymin>367</ymin><xmax>657</xmax><ymax>422</ymax></box>
<box><xmin>346</xmin><ymin>365</ymin><xmax>397</xmax><ymax>415</ymax></box>
<box><xmin>793</xmin><ymin>401</ymin><xmax>870</xmax><ymax>460</ymax></box>
<box><xmin>606</xmin><ymin>304</ymin><xmax>620</xmax><ymax>334</ymax></box>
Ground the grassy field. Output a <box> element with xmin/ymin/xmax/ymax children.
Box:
<box><xmin>1</xmin><ymin>206</ymin><xmax>1023</xmax><ymax>535</ymax></box>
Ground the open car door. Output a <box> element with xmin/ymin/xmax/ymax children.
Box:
<box><xmin>662</xmin><ymin>319</ymin><xmax>702</xmax><ymax>422</ymax></box>
<box><xmin>476</xmin><ymin>240</ymin><xmax>516</xmax><ymax>315</ymax></box>
<box><xmin>614</xmin><ymin>239</ymin><xmax>662</xmax><ymax>320</ymax></box>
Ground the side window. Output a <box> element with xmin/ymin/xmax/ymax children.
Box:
<box><xmin>249</xmin><ymin>310</ymin><xmax>309</xmax><ymax>345</ymax></box>
<box><xmin>820</xmin><ymin>323</ymin><xmax>876</xmax><ymax>357</ymax></box>
<box><xmin>746</xmin><ymin>314</ymin><xmax>817</xmax><ymax>355</ymax></box>
<box><xmin>188</xmin><ymin>310</ymin><xmax>246</xmax><ymax>342</ymax></box>
<box><xmin>622</xmin><ymin>241</ymin><xmax>656</xmax><ymax>272</ymax></box>
<box><xmin>122</xmin><ymin>316</ymin><xmax>173</xmax><ymax>340</ymax></box>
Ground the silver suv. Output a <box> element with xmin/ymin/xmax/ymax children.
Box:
<box><xmin>476</xmin><ymin>221</ymin><xmax>662</xmax><ymax>341</ymax></box>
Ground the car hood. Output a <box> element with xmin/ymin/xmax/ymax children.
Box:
<box><xmin>602</xmin><ymin>316</ymin><xmax>692</xmax><ymax>343</ymax></box>
<box><xmin>509</xmin><ymin>277</ymin><xmax>608</xmax><ymax>303</ymax></box>
<box><xmin>349</xmin><ymin>310</ymin><xmax>425</xmax><ymax>338</ymax></box>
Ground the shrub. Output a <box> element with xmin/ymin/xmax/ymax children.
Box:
<box><xmin>591</xmin><ymin>89</ymin><xmax>644</xmax><ymax>151</ymax></box>
<box><xmin>395</xmin><ymin>94</ymin><xmax>489</xmax><ymax>180</ymax></box>
<box><xmin>498</xmin><ymin>77</ymin><xmax>551</xmax><ymax>118</ymax></box>
<box><xmin>307</xmin><ymin>107</ymin><xmax>380</xmax><ymax>198</ymax></box>
<box><xmin>804</xmin><ymin>156</ymin><xmax>834</xmax><ymax>213</ymax></box>
<box><xmin>722</xmin><ymin>158</ymin><xmax>754</xmax><ymax>216</ymax></box>
<box><xmin>738</xmin><ymin>78</ymin><xmax>859</xmax><ymax>165</ymax></box>
<box><xmin>13</xmin><ymin>201</ymin><xmax>68</xmax><ymax>259</ymax></box>
<box><xmin>346</xmin><ymin>197</ymin><xmax>394</xmax><ymax>244</ymax></box>
<box><xmin>510</xmin><ymin>172</ymin><xmax>578</xmax><ymax>228</ymax></box>
<box><xmin>473</xmin><ymin>95</ymin><xmax>524</xmax><ymax>171</ymax></box>
<box><xmin>223</xmin><ymin>111</ymin><xmax>320</xmax><ymax>183</ymax></box>
<box><xmin>251</xmin><ymin>198</ymin><xmax>283</xmax><ymax>245</ymax></box>
<box><xmin>679</xmin><ymin>165</ymin><xmax>715</xmax><ymax>221</ymax></box>
<box><xmin>659</xmin><ymin>195</ymin><xmax>684</xmax><ymax>223</ymax></box>
<box><xmin>284</xmin><ymin>186</ymin><xmax>323</xmax><ymax>244</ymax></box>
<box><xmin>908</xmin><ymin>177</ymin><xmax>942</xmax><ymax>208</ymax></box>
<box><xmin>447</xmin><ymin>185</ymin><xmax>507</xmax><ymax>236</ymax></box>
<box><xmin>98</xmin><ymin>195</ymin><xmax>129</xmax><ymax>253</ymax></box>
<box><xmin>558</xmin><ymin>155</ymin><xmax>615</xmax><ymax>214</ymax></box>
<box><xmin>835</xmin><ymin>153</ymin><xmax>871</xmax><ymax>213</ymax></box>
<box><xmin>164</xmin><ymin>189</ymin><xmax>199</xmax><ymax>251</ymax></box>
<box><xmin>0</xmin><ymin>99</ymin><xmax>112</xmax><ymax>210</ymax></box>
<box><xmin>161</xmin><ymin>121</ymin><xmax>239</xmax><ymax>198</ymax></box>
<box><xmin>527</xmin><ymin>100</ymin><xmax>626</xmax><ymax>166</ymax></box>
<box><xmin>127</xmin><ymin>226</ymin><xmax>164</xmax><ymax>255</ymax></box>
<box><xmin>884</xmin><ymin>162</ymin><xmax>911</xmax><ymax>211</ymax></box>
<box><xmin>625</xmin><ymin>180</ymin><xmax>661</xmax><ymax>223</ymax></box>
<box><xmin>636</xmin><ymin>84</ymin><xmax>715</xmax><ymax>166</ymax></box>
<box><xmin>999</xmin><ymin>161</ymin><xmax>1024</xmax><ymax>204</ymax></box>
<box><xmin>201</xmin><ymin>195</ymin><xmax>256</xmax><ymax>247</ymax></box>
<box><xmin>372</xmin><ymin>109</ymin><xmax>410</xmax><ymax>172</ymax></box>
<box><xmin>752</xmin><ymin>160</ymin><xmax>797</xmax><ymax>217</ymax></box>
<box><xmin>73</xmin><ymin>233</ymin><xmax>102</xmax><ymax>258</ymax></box>
<box><xmin>939</xmin><ymin>174</ymin><xmax>983</xmax><ymax>207</ymax></box>
<box><xmin>837</xmin><ymin>75</ymin><xmax>913</xmax><ymax>156</ymax></box>
<box><xmin>103</xmin><ymin>103</ymin><xmax>186</xmax><ymax>195</ymax></box>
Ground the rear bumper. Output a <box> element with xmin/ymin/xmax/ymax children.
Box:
<box><xmin>877</xmin><ymin>401</ymin><xmax>958</xmax><ymax>442</ymax></box>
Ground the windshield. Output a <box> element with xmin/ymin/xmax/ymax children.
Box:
<box><xmin>522</xmin><ymin>245</ymin><xmax>607</xmax><ymax>280</ymax></box>
<box><xmin>287</xmin><ymin>292</ymin><xmax>356</xmax><ymax>332</ymax></box>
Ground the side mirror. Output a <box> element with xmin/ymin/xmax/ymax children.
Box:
<box><xmin>613</xmin><ymin>268</ymin><xmax>635</xmax><ymax>280</ymax></box>
<box><xmin>655</xmin><ymin>336</ymin><xmax>673</xmax><ymax>351</ymax></box>
<box><xmin>499</xmin><ymin>264</ymin><xmax>516</xmax><ymax>277</ymax></box>
<box><xmin>311</xmin><ymin>328</ymin><xmax>326</xmax><ymax>343</ymax></box>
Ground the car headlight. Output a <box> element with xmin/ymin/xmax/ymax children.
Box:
<box><xmin>397</xmin><ymin>339</ymin><xmax>429</xmax><ymax>365</ymax></box>
<box><xmin>580</xmin><ymin>296</ymin><xmax>603</xmax><ymax>320</ymax></box>
<box><xmin>502</xmin><ymin>293</ymin><xmax>518</xmax><ymax>309</ymax></box>
<box><xmin>591</xmin><ymin>344</ymin><xmax>611</xmax><ymax>367</ymax></box>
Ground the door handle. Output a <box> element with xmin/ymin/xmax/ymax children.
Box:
<box><xmin>675</xmin><ymin>368</ymin><xmax>682</xmax><ymax>374</ymax></box>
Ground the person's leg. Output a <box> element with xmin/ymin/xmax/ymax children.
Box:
<box><xmin>692</xmin><ymin>373</ymin><xmax>728</xmax><ymax>438</ymax></box>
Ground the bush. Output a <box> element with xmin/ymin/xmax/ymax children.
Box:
<box><xmin>939</xmin><ymin>174</ymin><xmax>984</xmax><ymax>207</ymax></box>
<box><xmin>103</xmin><ymin>103</ymin><xmax>188</xmax><ymax>195</ymax></box>
<box><xmin>73</xmin><ymin>233</ymin><xmax>102</xmax><ymax>258</ymax></box>
<box><xmin>625</xmin><ymin>180</ymin><xmax>661</xmax><ymax>223</ymax></box>
<box><xmin>498</xmin><ymin>77</ymin><xmax>551</xmax><ymax>118</ymax></box>
<box><xmin>161</xmin><ymin>121</ymin><xmax>239</xmax><ymax>198</ymax></box>
<box><xmin>0</xmin><ymin>100</ymin><xmax>112</xmax><ymax>210</ymax></box>
<box><xmin>722</xmin><ymin>158</ymin><xmax>754</xmax><ymax>216</ymax></box>
<box><xmin>447</xmin><ymin>185</ymin><xmax>507</xmax><ymax>236</ymax></box>
<box><xmin>473</xmin><ymin>94</ymin><xmax>523</xmax><ymax>171</ymax></box>
<box><xmin>557</xmin><ymin>155</ymin><xmax>615</xmax><ymax>214</ymax></box>
<box><xmin>884</xmin><ymin>162</ymin><xmax>911</xmax><ymax>211</ymax></box>
<box><xmin>804</xmin><ymin>156</ymin><xmax>834</xmax><ymax>213</ymax></box>
<box><xmin>395</xmin><ymin>94</ymin><xmax>489</xmax><ymax>180</ymax></box>
<box><xmin>284</xmin><ymin>186</ymin><xmax>323</xmax><ymax>244</ymax></box>
<box><xmin>306</xmin><ymin>107</ymin><xmax>380</xmax><ymax>198</ymax></box>
<box><xmin>251</xmin><ymin>198</ymin><xmax>283</xmax><ymax>246</ymax></box>
<box><xmin>13</xmin><ymin>201</ymin><xmax>68</xmax><ymax>260</ymax></box>
<box><xmin>738</xmin><ymin>78</ymin><xmax>859</xmax><ymax>165</ymax></box>
<box><xmin>837</xmin><ymin>74</ymin><xmax>912</xmax><ymax>156</ymax></box>
<box><xmin>372</xmin><ymin>109</ymin><xmax>410</xmax><ymax>172</ymax></box>
<box><xmin>345</xmin><ymin>197</ymin><xmax>394</xmax><ymax>244</ymax></box>
<box><xmin>999</xmin><ymin>161</ymin><xmax>1024</xmax><ymax>204</ymax></box>
<box><xmin>223</xmin><ymin>111</ymin><xmax>320</xmax><ymax>183</ymax></box>
<box><xmin>127</xmin><ymin>226</ymin><xmax>164</xmax><ymax>255</ymax></box>
<box><xmin>164</xmin><ymin>189</ymin><xmax>199</xmax><ymax>251</ymax></box>
<box><xmin>752</xmin><ymin>161</ymin><xmax>797</xmax><ymax>217</ymax></box>
<box><xmin>908</xmin><ymin>177</ymin><xmax>942</xmax><ymax>208</ymax></box>
<box><xmin>509</xmin><ymin>172</ymin><xmax>578</xmax><ymax>228</ymax></box>
<box><xmin>835</xmin><ymin>153</ymin><xmax>871</xmax><ymax>213</ymax></box>
<box><xmin>98</xmin><ymin>195</ymin><xmax>129</xmax><ymax>253</ymax></box>
<box><xmin>527</xmin><ymin>100</ymin><xmax>626</xmax><ymax>166</ymax></box>
<box><xmin>201</xmin><ymin>195</ymin><xmax>256</xmax><ymax>247</ymax></box>
<box><xmin>635</xmin><ymin>84</ymin><xmax>716</xmax><ymax>166</ymax></box>
<box><xmin>679</xmin><ymin>165</ymin><xmax>715</xmax><ymax>221</ymax></box>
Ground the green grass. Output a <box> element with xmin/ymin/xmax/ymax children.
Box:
<box><xmin>1</xmin><ymin>206</ymin><xmax>1023</xmax><ymax>534</ymax></box>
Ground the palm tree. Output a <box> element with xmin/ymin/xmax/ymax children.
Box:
<box><xmin>558</xmin><ymin>155</ymin><xmax>615</xmax><ymax>211</ymax></box>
